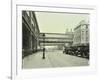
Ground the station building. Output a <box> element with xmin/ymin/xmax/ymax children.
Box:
<box><xmin>22</xmin><ymin>11</ymin><xmax>40</xmax><ymax>58</ymax></box>
<box><xmin>73</xmin><ymin>20</ymin><xmax>89</xmax><ymax>46</ymax></box>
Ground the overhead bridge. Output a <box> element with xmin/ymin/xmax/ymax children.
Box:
<box><xmin>39</xmin><ymin>33</ymin><xmax>73</xmax><ymax>46</ymax></box>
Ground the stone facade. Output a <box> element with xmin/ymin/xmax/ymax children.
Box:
<box><xmin>73</xmin><ymin>20</ymin><xmax>89</xmax><ymax>45</ymax></box>
<box><xmin>22</xmin><ymin>11</ymin><xmax>40</xmax><ymax>58</ymax></box>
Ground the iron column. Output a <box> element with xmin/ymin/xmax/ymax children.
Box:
<box><xmin>42</xmin><ymin>33</ymin><xmax>45</xmax><ymax>59</ymax></box>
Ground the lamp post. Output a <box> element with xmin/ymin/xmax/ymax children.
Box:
<box><xmin>42</xmin><ymin>33</ymin><xmax>45</xmax><ymax>59</ymax></box>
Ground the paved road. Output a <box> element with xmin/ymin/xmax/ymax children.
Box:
<box><xmin>22</xmin><ymin>50</ymin><xmax>89</xmax><ymax>69</ymax></box>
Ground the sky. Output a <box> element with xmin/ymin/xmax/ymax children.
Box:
<box><xmin>35</xmin><ymin>11</ymin><xmax>89</xmax><ymax>33</ymax></box>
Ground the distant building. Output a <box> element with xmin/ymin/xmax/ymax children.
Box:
<box><xmin>73</xmin><ymin>20</ymin><xmax>89</xmax><ymax>45</ymax></box>
<box><xmin>22</xmin><ymin>11</ymin><xmax>40</xmax><ymax>57</ymax></box>
<box><xmin>65</xmin><ymin>29</ymin><xmax>74</xmax><ymax>46</ymax></box>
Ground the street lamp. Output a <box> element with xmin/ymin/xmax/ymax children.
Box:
<box><xmin>42</xmin><ymin>33</ymin><xmax>45</xmax><ymax>59</ymax></box>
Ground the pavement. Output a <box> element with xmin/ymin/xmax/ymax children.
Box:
<box><xmin>22</xmin><ymin>50</ymin><xmax>89</xmax><ymax>69</ymax></box>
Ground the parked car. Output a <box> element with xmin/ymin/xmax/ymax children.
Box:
<box><xmin>63</xmin><ymin>44</ymin><xmax>89</xmax><ymax>59</ymax></box>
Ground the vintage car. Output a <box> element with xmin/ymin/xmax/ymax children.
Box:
<box><xmin>63</xmin><ymin>44</ymin><xmax>89</xmax><ymax>59</ymax></box>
